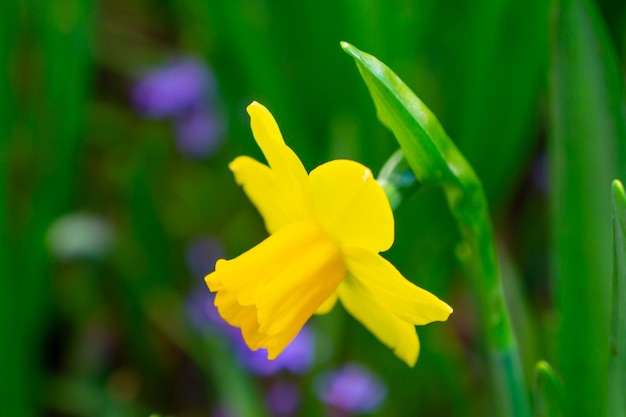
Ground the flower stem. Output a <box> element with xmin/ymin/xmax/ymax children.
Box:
<box><xmin>378</xmin><ymin>151</ymin><xmax>530</xmax><ymax>417</ymax></box>
<box><xmin>446</xmin><ymin>180</ymin><xmax>530</xmax><ymax>417</ymax></box>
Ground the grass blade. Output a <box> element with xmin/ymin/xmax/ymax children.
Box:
<box><xmin>609</xmin><ymin>180</ymin><xmax>626</xmax><ymax>417</ymax></box>
<box><xmin>532</xmin><ymin>360</ymin><xmax>564</xmax><ymax>417</ymax></box>
<box><xmin>548</xmin><ymin>0</ymin><xmax>626</xmax><ymax>415</ymax></box>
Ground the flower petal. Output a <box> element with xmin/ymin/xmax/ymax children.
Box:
<box><xmin>247</xmin><ymin>102</ymin><xmax>302</xmax><ymax>174</ymax></box>
<box><xmin>206</xmin><ymin>220</ymin><xmax>346</xmax><ymax>359</ymax></box>
<box><xmin>230</xmin><ymin>156</ymin><xmax>309</xmax><ymax>234</ymax></box>
<box><xmin>309</xmin><ymin>159</ymin><xmax>394</xmax><ymax>253</ymax></box>
<box><xmin>241</xmin><ymin>102</ymin><xmax>313</xmax><ymax>233</ymax></box>
<box><xmin>344</xmin><ymin>247</ymin><xmax>453</xmax><ymax>325</ymax></box>
<box><xmin>338</xmin><ymin>276</ymin><xmax>420</xmax><ymax>366</ymax></box>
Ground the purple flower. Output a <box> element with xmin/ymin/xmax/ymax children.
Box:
<box><xmin>265</xmin><ymin>381</ymin><xmax>301</xmax><ymax>417</ymax></box>
<box><xmin>185</xmin><ymin>238</ymin><xmax>239</xmax><ymax>336</ymax></box>
<box><xmin>186</xmin><ymin>292</ymin><xmax>315</xmax><ymax>374</ymax></box>
<box><xmin>211</xmin><ymin>405</ymin><xmax>235</xmax><ymax>417</ymax></box>
<box><xmin>131</xmin><ymin>56</ymin><xmax>226</xmax><ymax>159</ymax></box>
<box><xmin>174</xmin><ymin>104</ymin><xmax>224</xmax><ymax>159</ymax></box>
<box><xmin>186</xmin><ymin>289</ymin><xmax>241</xmax><ymax>339</ymax></box>
<box><xmin>315</xmin><ymin>363</ymin><xmax>387</xmax><ymax>415</ymax></box>
<box><xmin>236</xmin><ymin>326</ymin><xmax>316</xmax><ymax>376</ymax></box>
<box><xmin>132</xmin><ymin>58</ymin><xmax>214</xmax><ymax>118</ymax></box>
<box><xmin>185</xmin><ymin>237</ymin><xmax>224</xmax><ymax>281</ymax></box>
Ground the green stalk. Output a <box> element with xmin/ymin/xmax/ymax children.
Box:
<box><xmin>448</xmin><ymin>171</ymin><xmax>530</xmax><ymax>417</ymax></box>
<box><xmin>346</xmin><ymin>42</ymin><xmax>529</xmax><ymax>417</ymax></box>
<box><xmin>378</xmin><ymin>151</ymin><xmax>528</xmax><ymax>417</ymax></box>
<box><xmin>377</xmin><ymin>149</ymin><xmax>421</xmax><ymax>211</ymax></box>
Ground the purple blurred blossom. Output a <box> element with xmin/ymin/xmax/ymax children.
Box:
<box><xmin>211</xmin><ymin>405</ymin><xmax>235</xmax><ymax>417</ymax></box>
<box><xmin>185</xmin><ymin>237</ymin><xmax>224</xmax><ymax>281</ymax></box>
<box><xmin>186</xmin><ymin>291</ymin><xmax>316</xmax><ymax>376</ymax></box>
<box><xmin>174</xmin><ymin>104</ymin><xmax>224</xmax><ymax>159</ymax></box>
<box><xmin>265</xmin><ymin>381</ymin><xmax>301</xmax><ymax>417</ymax></box>
<box><xmin>184</xmin><ymin>238</ymin><xmax>238</xmax><ymax>336</ymax></box>
<box><xmin>131</xmin><ymin>56</ymin><xmax>227</xmax><ymax>159</ymax></box>
<box><xmin>236</xmin><ymin>326</ymin><xmax>316</xmax><ymax>376</ymax></box>
<box><xmin>186</xmin><ymin>289</ymin><xmax>241</xmax><ymax>339</ymax></box>
<box><xmin>315</xmin><ymin>363</ymin><xmax>387</xmax><ymax>415</ymax></box>
<box><xmin>132</xmin><ymin>58</ymin><xmax>214</xmax><ymax>118</ymax></box>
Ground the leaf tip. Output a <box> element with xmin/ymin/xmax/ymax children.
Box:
<box><xmin>612</xmin><ymin>179</ymin><xmax>624</xmax><ymax>196</ymax></box>
<box><xmin>612</xmin><ymin>179</ymin><xmax>626</xmax><ymax>212</ymax></box>
<box><xmin>535</xmin><ymin>360</ymin><xmax>552</xmax><ymax>375</ymax></box>
<box><xmin>340</xmin><ymin>41</ymin><xmax>358</xmax><ymax>58</ymax></box>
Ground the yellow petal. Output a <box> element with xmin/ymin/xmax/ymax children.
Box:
<box><xmin>344</xmin><ymin>246</ymin><xmax>453</xmax><ymax>325</ymax></box>
<box><xmin>230</xmin><ymin>156</ymin><xmax>310</xmax><ymax>234</ymax></box>
<box><xmin>205</xmin><ymin>220</ymin><xmax>346</xmax><ymax>358</ymax></box>
<box><xmin>309</xmin><ymin>159</ymin><xmax>394</xmax><ymax>253</ymax></box>
<box><xmin>247</xmin><ymin>102</ymin><xmax>299</xmax><ymax>172</ymax></box>
<box><xmin>243</xmin><ymin>102</ymin><xmax>314</xmax><ymax>233</ymax></box>
<box><xmin>338</xmin><ymin>276</ymin><xmax>420</xmax><ymax>366</ymax></box>
<box><xmin>314</xmin><ymin>292</ymin><xmax>338</xmax><ymax>315</ymax></box>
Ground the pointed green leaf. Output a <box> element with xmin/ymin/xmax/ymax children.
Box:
<box><xmin>609</xmin><ymin>180</ymin><xmax>626</xmax><ymax>417</ymax></box>
<box><xmin>341</xmin><ymin>41</ymin><xmax>475</xmax><ymax>190</ymax></box>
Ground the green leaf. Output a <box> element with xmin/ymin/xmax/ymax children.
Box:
<box><xmin>548</xmin><ymin>0</ymin><xmax>626</xmax><ymax>415</ymax></box>
<box><xmin>532</xmin><ymin>361</ymin><xmax>564</xmax><ymax>417</ymax></box>
<box><xmin>609</xmin><ymin>180</ymin><xmax>626</xmax><ymax>417</ymax></box>
<box><xmin>341</xmin><ymin>42</ymin><xmax>474</xmax><ymax>189</ymax></box>
<box><xmin>343</xmin><ymin>41</ymin><xmax>529</xmax><ymax>417</ymax></box>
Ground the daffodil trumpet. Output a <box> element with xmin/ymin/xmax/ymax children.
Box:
<box><xmin>205</xmin><ymin>101</ymin><xmax>452</xmax><ymax>366</ymax></box>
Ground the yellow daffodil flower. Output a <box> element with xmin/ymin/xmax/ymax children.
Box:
<box><xmin>205</xmin><ymin>101</ymin><xmax>452</xmax><ymax>366</ymax></box>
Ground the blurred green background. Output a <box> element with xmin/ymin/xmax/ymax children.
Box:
<box><xmin>1</xmin><ymin>0</ymin><xmax>625</xmax><ymax>416</ymax></box>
